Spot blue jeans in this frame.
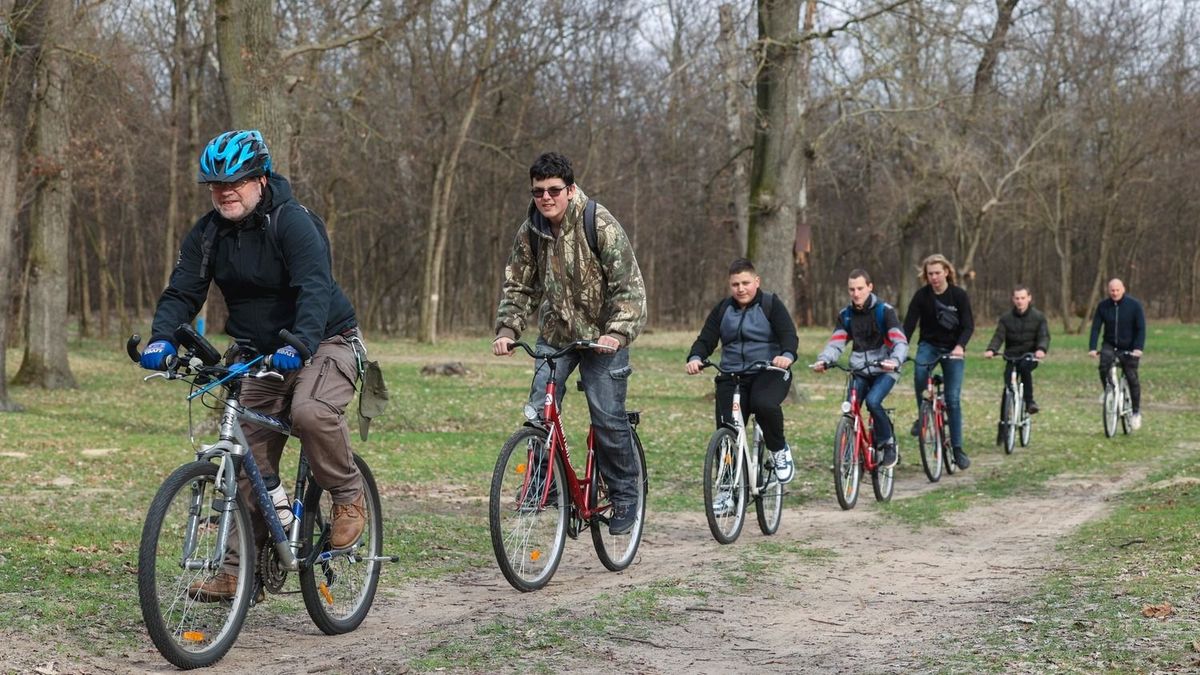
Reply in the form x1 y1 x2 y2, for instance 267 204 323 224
913 342 965 448
852 374 896 447
527 337 638 506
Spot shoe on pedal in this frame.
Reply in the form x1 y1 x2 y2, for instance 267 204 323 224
1026 401 1040 415
187 571 238 602
608 503 637 535
952 447 971 470
331 491 367 549
772 445 795 484
712 490 734 516
1130 413 1142 430
880 443 898 469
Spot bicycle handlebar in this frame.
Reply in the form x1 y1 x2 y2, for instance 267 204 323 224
127 326 310 381
1000 352 1041 363
697 359 789 376
505 339 607 361
810 359 894 376
914 354 963 367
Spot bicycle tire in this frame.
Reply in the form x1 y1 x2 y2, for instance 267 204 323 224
299 453 383 634
941 414 957 475
755 437 783 535
833 417 860 510
704 427 747 543
1120 380 1132 435
917 401 942 482
138 460 253 669
591 426 648 570
1019 403 1032 448
1002 388 1017 454
1102 385 1118 438
488 427 567 592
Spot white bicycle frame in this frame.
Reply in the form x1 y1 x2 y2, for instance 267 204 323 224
1108 362 1130 418
726 385 767 499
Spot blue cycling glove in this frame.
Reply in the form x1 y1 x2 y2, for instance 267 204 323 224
140 341 176 370
271 345 303 372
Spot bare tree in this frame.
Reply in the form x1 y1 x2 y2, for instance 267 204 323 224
13 0 76 389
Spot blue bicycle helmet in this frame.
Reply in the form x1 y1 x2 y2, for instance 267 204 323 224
198 130 272 183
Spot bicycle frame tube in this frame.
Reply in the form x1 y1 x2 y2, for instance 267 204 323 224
727 380 754 496
846 382 874 471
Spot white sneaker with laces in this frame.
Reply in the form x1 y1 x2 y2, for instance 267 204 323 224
712 490 734 516
1130 413 1142 430
772 446 795 484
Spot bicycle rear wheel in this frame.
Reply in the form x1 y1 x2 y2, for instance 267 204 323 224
833 417 860 510
1102 385 1118 437
704 427 747 543
489 427 567 591
755 437 783 535
591 425 648 570
299 453 383 634
917 401 942 482
1002 388 1018 454
138 460 253 669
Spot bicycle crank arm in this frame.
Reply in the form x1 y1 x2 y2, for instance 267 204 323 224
361 555 400 563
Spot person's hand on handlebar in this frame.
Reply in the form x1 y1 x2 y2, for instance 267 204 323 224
1132 349 1143 358
1035 349 1046 360
810 361 827 373
880 359 898 372
950 345 965 359
492 336 515 357
771 355 793 370
594 335 620 353
140 341 176 371
984 350 995 359
685 359 703 375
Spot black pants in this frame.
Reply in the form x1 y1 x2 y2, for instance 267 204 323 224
1098 344 1141 413
714 370 790 451
1004 359 1039 405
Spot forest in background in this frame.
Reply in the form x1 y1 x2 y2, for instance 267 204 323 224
2 0 1197 351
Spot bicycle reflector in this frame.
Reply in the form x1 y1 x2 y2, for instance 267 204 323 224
841 401 852 414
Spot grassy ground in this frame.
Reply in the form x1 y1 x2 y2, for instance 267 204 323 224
0 324 1197 670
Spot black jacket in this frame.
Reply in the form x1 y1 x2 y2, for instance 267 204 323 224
687 290 799 372
986 306 1050 357
150 174 356 356
903 284 974 350
1088 295 1146 351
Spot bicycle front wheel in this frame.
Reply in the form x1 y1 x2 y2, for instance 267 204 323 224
299 453 383 634
833 417 860 510
591 426 648 570
1120 380 1132 435
755 438 783 535
1002 388 1018 454
917 401 942 482
1020 406 1033 447
941 414 957 475
138 460 253 670
704 427 747 543
489 427 567 592
1102 385 1118 437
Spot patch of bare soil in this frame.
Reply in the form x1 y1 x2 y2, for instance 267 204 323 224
0 465 1137 675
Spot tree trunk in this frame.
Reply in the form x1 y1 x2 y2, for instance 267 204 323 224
748 0 802 312
717 4 750 254
214 0 288 174
14 0 76 389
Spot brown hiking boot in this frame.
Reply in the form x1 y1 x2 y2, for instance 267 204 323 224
330 492 367 549
187 571 238 602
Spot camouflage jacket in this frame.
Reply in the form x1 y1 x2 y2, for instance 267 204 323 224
495 186 647 348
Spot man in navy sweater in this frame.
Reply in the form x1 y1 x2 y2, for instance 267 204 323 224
1088 278 1146 429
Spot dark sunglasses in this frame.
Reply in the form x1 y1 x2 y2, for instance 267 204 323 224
530 185 568 199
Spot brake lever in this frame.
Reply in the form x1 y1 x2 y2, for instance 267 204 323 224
255 370 285 381
143 372 173 382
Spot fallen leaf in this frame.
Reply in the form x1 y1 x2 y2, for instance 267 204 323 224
1142 602 1175 619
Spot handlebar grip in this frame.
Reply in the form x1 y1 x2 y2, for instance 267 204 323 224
127 334 142 363
278 329 312 361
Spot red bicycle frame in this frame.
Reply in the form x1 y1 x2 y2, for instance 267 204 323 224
847 380 880 472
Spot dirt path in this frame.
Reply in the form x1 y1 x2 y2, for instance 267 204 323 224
5 466 1134 675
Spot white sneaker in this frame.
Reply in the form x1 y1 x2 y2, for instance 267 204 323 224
1130 413 1142 431
772 446 795 484
712 490 734 516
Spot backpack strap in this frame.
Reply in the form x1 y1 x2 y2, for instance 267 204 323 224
528 198 600 265
840 302 889 336
759 290 774 317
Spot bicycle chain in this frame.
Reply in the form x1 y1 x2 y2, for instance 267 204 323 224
257 545 289 594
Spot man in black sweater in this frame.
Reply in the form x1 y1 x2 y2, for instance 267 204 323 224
1088 278 1146 429
984 285 1050 414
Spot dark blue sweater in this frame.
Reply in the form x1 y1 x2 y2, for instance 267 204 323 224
1089 295 1145 351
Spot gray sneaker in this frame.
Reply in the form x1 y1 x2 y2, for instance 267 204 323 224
608 503 637 535
772 445 795 484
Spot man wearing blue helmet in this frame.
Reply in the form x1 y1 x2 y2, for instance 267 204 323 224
141 130 366 601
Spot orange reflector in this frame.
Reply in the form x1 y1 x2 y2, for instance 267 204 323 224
530 549 541 562
319 582 334 605
182 631 205 642
516 463 527 474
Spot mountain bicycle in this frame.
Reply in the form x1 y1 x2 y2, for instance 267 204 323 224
813 361 896 510
488 340 648 592
1103 349 1137 437
915 355 960 482
128 325 394 669
695 360 786 544
998 353 1038 454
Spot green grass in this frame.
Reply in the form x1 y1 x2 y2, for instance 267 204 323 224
1 323 1198 670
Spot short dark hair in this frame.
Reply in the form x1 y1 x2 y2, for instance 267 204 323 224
530 152 574 185
1012 284 1031 295
728 258 756 276
848 268 872 284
